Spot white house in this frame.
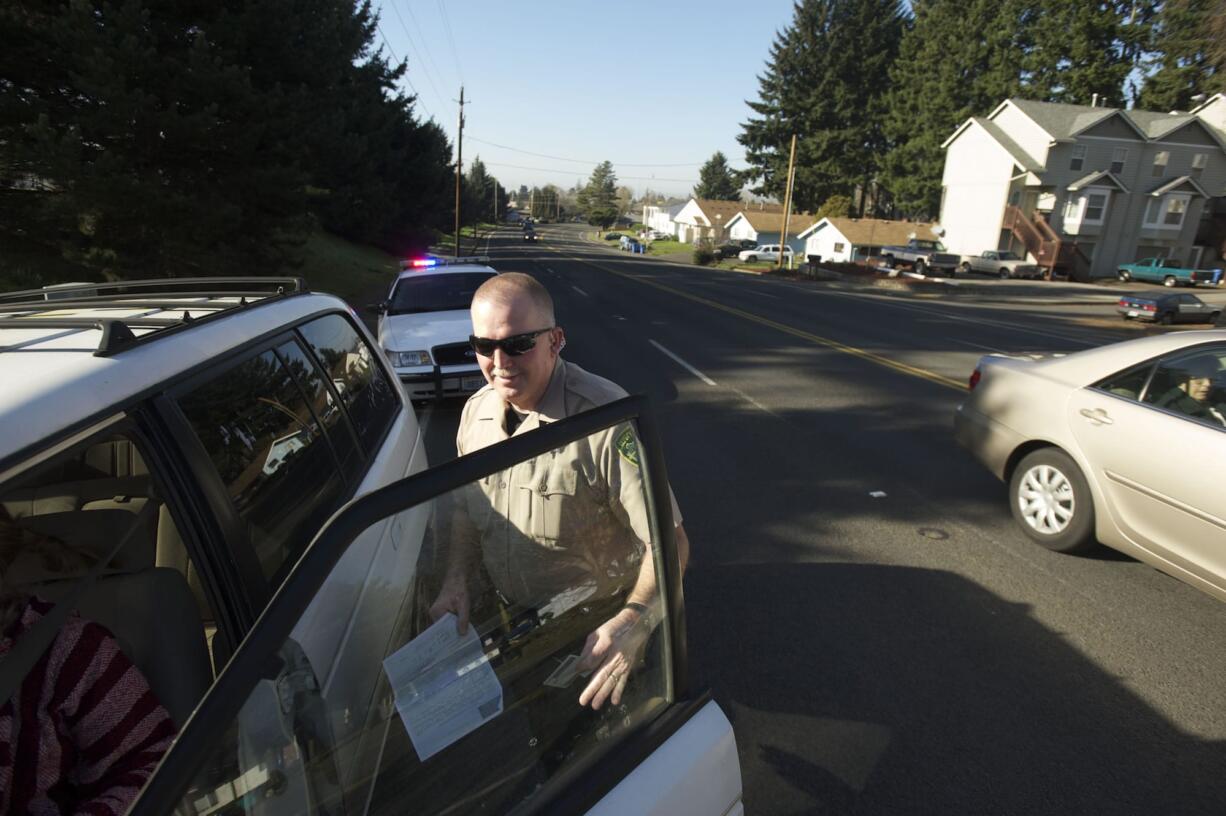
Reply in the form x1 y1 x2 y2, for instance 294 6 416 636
672 198 782 244
798 218 942 263
939 97 1226 279
641 203 685 237
725 210 817 253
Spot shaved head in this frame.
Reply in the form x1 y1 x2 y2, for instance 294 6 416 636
472 272 555 327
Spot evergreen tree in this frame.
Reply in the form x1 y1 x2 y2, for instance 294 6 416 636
693 152 742 200
464 157 496 224
1021 0 1131 106
1138 0 1224 111
579 162 618 228
737 0 905 212
880 0 1027 218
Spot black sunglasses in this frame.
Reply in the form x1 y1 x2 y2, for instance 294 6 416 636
469 327 553 357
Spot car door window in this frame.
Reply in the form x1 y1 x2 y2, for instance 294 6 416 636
299 313 400 457
1141 348 1226 428
1094 362 1155 401
177 342 348 586
128 399 686 816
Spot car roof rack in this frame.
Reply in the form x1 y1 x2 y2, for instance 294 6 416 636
0 277 309 357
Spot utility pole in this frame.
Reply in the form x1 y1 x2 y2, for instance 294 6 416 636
778 133 798 271
493 182 499 224
555 189 560 221
453 86 465 259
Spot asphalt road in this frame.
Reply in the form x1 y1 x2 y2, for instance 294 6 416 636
414 223 1226 815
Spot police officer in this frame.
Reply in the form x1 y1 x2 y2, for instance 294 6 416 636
429 272 689 711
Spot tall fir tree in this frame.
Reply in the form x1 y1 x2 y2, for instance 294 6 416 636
1137 0 1225 111
1020 0 1132 106
880 0 1027 218
693 152 742 200
737 0 905 212
579 161 619 228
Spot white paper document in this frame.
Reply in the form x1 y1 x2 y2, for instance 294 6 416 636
382 613 504 761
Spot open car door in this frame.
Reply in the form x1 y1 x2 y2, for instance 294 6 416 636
129 396 743 816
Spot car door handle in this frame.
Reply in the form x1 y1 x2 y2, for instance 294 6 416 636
1080 407 1114 425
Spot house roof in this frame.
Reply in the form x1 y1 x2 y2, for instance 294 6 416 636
797 217 940 246
1006 98 1226 147
680 198 782 226
726 210 818 235
940 117 1042 172
1067 169 1130 193
1148 175 1210 198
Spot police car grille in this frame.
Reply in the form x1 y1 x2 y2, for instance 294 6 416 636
433 342 477 366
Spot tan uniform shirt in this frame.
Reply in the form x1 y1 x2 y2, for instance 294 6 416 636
456 358 681 606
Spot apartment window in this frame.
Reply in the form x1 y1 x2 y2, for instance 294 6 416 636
1063 197 1081 222
1191 153 1207 179
1110 147 1128 175
1164 196 1187 227
1152 150 1169 178
1070 145 1086 172
1083 192 1107 223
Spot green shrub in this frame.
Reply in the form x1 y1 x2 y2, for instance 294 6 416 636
693 244 716 265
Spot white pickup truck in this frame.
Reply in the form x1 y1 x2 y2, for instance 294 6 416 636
738 244 795 263
959 250 1044 279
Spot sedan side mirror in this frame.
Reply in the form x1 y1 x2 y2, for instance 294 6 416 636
365 301 387 314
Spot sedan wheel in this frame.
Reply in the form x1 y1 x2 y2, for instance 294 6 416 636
1009 448 1095 554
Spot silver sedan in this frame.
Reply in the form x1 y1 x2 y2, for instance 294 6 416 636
955 330 1226 602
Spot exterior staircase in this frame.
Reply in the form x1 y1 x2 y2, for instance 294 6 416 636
1003 205 1092 281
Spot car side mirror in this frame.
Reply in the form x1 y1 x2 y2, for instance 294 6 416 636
366 301 387 314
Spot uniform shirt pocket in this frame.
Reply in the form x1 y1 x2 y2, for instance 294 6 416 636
520 468 578 545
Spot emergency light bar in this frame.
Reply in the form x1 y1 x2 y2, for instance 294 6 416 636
399 255 492 270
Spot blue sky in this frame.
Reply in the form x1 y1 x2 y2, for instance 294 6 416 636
374 0 802 196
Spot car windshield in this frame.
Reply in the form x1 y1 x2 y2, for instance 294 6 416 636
388 272 494 315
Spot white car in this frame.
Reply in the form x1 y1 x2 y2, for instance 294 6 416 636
738 244 795 263
955 330 1226 602
375 257 497 401
0 279 742 816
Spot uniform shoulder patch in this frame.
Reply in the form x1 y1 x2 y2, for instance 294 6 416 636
615 427 639 467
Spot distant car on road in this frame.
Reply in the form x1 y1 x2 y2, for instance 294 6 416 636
738 244 794 263
960 250 1044 279
523 229 538 242
603 232 623 241
1118 292 1221 325
955 330 1226 602
713 239 756 259
1117 257 1209 287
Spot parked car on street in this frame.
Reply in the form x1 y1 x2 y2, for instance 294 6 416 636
880 238 961 276
603 232 624 241
713 239 757 259
0 279 744 816
738 244 794 263
955 330 1226 602
1117 257 1210 287
959 250 1044 279
640 229 671 241
1117 292 1221 325
375 256 497 400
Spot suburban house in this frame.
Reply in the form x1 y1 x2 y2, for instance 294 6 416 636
939 96 1226 279
799 218 942 263
672 198 783 244
641 202 686 237
724 210 817 253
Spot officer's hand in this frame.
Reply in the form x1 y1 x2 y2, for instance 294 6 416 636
577 607 650 710
429 573 471 635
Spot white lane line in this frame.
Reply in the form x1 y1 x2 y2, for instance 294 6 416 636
947 338 1005 353
572 285 589 297
649 339 717 386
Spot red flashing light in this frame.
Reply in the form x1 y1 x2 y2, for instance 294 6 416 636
968 368 982 390
410 258 437 268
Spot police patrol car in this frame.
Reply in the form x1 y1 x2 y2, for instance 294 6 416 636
374 256 498 401
0 277 742 815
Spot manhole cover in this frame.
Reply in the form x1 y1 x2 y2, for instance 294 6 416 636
917 527 950 541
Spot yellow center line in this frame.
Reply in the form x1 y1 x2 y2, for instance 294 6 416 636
546 245 966 393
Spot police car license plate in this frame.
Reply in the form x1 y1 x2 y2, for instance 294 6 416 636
461 375 484 391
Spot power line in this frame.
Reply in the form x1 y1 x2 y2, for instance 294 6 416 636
484 161 697 184
375 22 431 120
435 0 464 83
387 1 447 114
467 136 704 167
